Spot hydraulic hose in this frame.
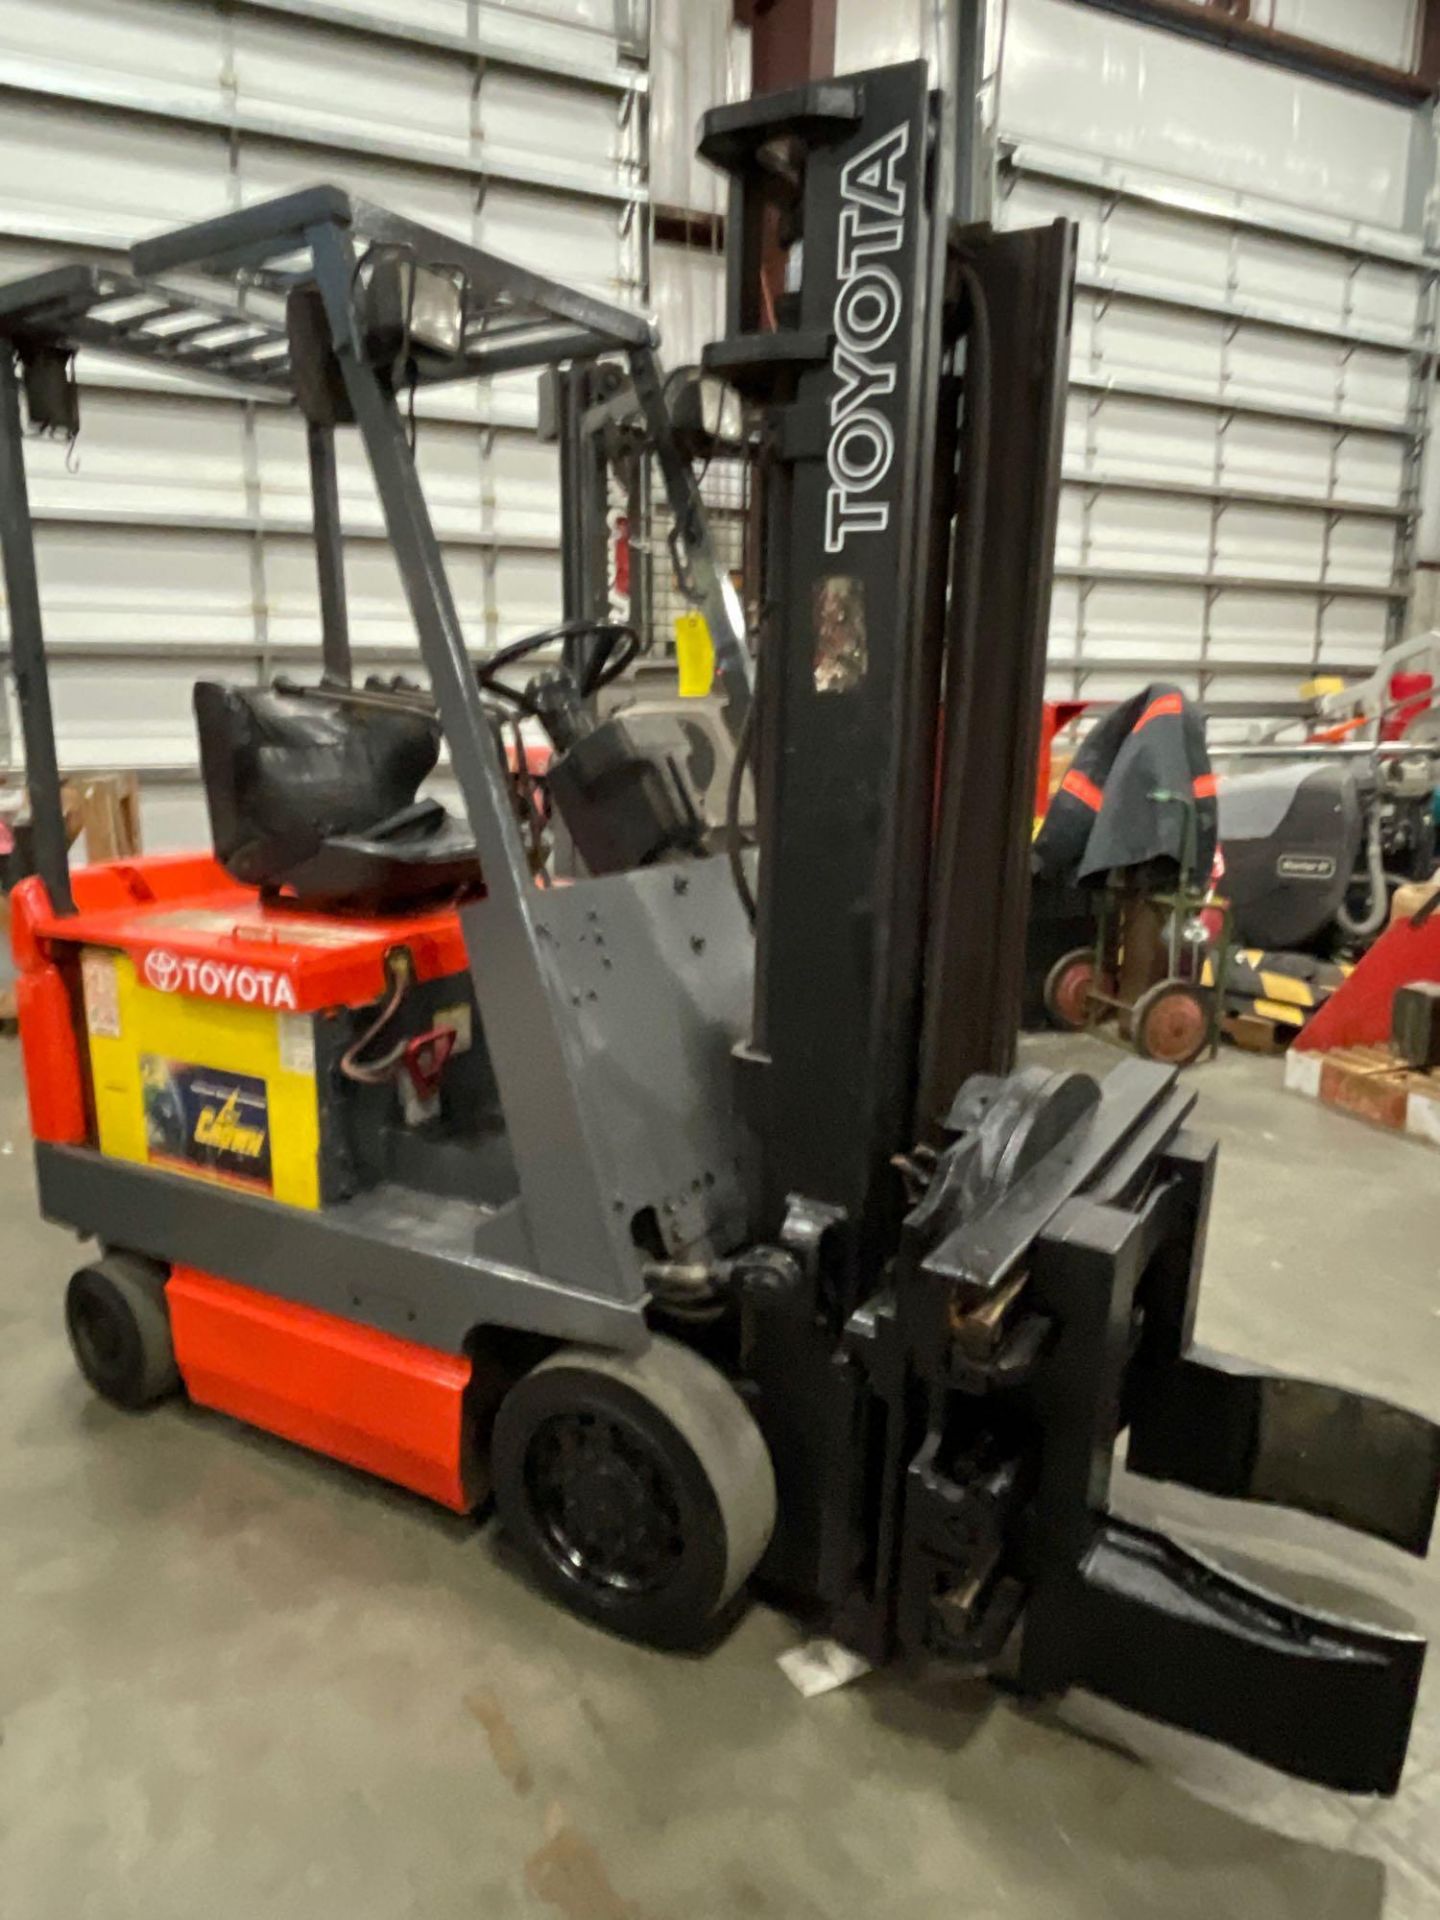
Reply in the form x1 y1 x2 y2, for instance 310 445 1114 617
1337 801 1388 941
725 683 757 927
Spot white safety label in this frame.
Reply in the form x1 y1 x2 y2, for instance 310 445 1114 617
81 949 121 1038
277 1011 316 1077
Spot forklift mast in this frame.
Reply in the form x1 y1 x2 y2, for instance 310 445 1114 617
697 61 1440 1795
703 62 1071 1305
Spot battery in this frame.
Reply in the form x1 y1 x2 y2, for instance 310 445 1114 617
25 853 475 1213
82 946 332 1208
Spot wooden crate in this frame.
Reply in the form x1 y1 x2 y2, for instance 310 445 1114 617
1285 1042 1440 1147
62 772 142 862
0 772 142 1025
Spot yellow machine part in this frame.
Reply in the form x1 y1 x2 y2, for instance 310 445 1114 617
1257 969 1317 1010
84 947 323 1210
1254 998 1306 1028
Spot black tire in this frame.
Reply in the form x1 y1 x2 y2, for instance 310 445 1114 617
491 1336 776 1649
65 1254 179 1410
1132 978 1211 1067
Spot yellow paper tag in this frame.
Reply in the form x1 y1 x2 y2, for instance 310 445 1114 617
674 611 715 698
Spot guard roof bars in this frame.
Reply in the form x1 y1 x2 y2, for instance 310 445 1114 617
0 186 753 921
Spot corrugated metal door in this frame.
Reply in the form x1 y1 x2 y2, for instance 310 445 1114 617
0 0 652 845
997 0 1438 728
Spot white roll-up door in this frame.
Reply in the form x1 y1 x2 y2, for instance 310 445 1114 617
997 0 1438 730
0 0 651 845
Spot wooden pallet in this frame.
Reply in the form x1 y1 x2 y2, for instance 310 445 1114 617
1223 1009 1293 1054
1285 1042 1440 1146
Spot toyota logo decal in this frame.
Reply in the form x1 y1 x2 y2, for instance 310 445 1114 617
143 949 184 993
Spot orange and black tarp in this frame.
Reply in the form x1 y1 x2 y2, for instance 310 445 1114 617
1034 682 1217 886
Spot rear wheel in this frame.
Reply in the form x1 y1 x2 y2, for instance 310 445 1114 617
65 1254 179 1410
1132 979 1211 1067
491 1336 776 1648
1043 946 1110 1032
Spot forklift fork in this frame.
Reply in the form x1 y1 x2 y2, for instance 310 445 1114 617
1128 1344 1440 1557
1044 1517 1426 1795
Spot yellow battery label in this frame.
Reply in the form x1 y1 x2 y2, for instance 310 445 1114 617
143 1057 274 1194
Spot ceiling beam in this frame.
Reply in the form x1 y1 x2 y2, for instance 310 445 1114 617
733 0 836 92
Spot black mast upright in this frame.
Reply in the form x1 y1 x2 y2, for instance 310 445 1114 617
701 62 947 1311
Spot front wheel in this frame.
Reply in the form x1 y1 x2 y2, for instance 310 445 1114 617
491 1336 776 1648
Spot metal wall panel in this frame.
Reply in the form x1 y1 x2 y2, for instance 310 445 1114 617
0 0 650 848
1000 0 1438 727
1266 0 1420 70
651 0 737 217
1003 0 1424 230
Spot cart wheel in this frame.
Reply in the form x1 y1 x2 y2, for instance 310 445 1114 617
492 1336 776 1649
65 1254 179 1410
1043 946 1112 1032
1132 979 1211 1067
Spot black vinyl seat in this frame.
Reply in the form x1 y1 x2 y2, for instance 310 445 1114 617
194 681 480 914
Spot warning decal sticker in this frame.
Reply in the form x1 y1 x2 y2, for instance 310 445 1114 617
141 1056 274 1194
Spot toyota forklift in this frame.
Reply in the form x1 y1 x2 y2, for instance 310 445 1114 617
5 60 1440 1797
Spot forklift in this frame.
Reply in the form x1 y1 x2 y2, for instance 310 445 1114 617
5 60 1440 1796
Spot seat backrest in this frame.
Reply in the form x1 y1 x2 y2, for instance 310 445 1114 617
195 682 441 891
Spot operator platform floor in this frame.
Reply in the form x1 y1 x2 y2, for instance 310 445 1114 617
1 1032 1438 1920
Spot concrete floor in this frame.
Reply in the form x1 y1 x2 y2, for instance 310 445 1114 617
2 1033 1439 1920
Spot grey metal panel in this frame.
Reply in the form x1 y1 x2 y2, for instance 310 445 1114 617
309 216 652 1306
35 1145 647 1355
514 853 756 1262
1046 653 1377 679
1215 763 1332 840
998 42 1437 704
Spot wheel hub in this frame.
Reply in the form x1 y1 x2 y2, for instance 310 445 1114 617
1141 988 1206 1064
526 1411 685 1596
1052 959 1093 1027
